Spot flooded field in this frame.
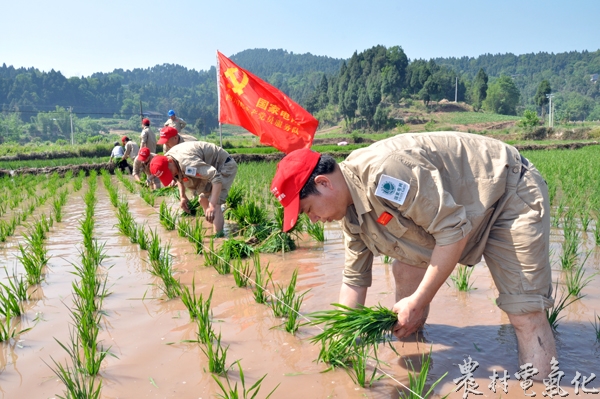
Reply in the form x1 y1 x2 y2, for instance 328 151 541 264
1 166 599 399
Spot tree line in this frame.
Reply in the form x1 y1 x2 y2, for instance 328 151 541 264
1 47 599 144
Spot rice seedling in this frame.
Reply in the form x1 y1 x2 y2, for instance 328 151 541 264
180 278 202 319
398 348 449 399
305 217 325 242
308 303 397 366
561 213 580 270
203 238 220 267
196 287 214 345
592 313 600 342
1 268 29 302
46 356 102 399
232 257 252 288
72 170 85 192
252 254 270 304
17 239 49 285
159 201 177 230
594 217 600 246
268 269 300 318
381 255 393 264
449 265 475 291
344 341 385 388
283 292 306 335
177 217 190 238
54 326 111 377
147 229 163 264
580 208 591 232
147 244 181 299
140 187 156 207
225 184 243 213
79 216 95 250
201 331 229 375
212 360 279 399
136 223 149 250
116 200 135 238
564 253 595 297
0 284 23 318
189 219 205 254
0 311 31 342
546 282 579 331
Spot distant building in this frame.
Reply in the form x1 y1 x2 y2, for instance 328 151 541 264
591 74 598 84
141 111 164 129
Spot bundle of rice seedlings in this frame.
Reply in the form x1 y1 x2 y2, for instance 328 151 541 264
308 304 397 366
181 197 203 217
258 231 296 254
219 238 254 262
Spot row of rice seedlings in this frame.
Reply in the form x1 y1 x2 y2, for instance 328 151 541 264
49 176 108 399
0 268 31 342
449 264 475 291
114 169 137 194
147 241 181 299
72 170 86 192
139 186 156 207
52 189 70 223
100 170 119 208
17 218 51 285
159 201 178 230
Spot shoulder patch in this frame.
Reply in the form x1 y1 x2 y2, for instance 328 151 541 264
184 166 197 177
375 174 410 205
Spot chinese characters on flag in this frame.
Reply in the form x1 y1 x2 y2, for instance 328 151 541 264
217 51 319 154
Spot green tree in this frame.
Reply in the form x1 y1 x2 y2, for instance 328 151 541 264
471 68 488 111
483 75 520 115
517 109 541 128
534 80 552 119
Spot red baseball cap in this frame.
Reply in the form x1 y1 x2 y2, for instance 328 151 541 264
158 127 178 145
149 155 173 186
138 147 151 162
142 118 150 126
121 136 129 143
270 148 321 232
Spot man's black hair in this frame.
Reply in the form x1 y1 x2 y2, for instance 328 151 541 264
299 155 337 199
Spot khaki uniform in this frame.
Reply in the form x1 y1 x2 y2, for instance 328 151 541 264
166 141 237 204
140 126 157 153
339 131 552 315
132 153 161 187
162 133 197 153
123 141 140 160
164 117 187 132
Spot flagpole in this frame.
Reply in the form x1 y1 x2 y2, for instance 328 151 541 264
216 50 223 147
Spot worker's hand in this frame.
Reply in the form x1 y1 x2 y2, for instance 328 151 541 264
205 202 216 223
169 180 177 188
392 295 426 339
180 198 190 214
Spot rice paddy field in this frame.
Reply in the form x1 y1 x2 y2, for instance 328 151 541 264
1 144 600 399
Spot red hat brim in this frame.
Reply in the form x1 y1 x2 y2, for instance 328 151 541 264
282 194 300 232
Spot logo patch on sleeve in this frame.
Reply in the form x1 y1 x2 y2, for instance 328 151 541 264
375 174 410 205
184 166 197 177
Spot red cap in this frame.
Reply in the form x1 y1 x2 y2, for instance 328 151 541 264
138 147 151 162
121 136 129 143
158 127 178 145
142 118 150 126
149 155 173 186
270 148 321 232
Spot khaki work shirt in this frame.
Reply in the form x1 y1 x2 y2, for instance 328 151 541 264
166 141 231 194
132 153 161 187
340 131 524 287
162 133 197 153
164 117 187 132
123 141 139 160
140 126 157 153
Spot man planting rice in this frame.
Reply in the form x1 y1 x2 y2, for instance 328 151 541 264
149 141 237 236
270 131 556 378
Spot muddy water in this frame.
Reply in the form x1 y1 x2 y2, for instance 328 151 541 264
1 178 599 399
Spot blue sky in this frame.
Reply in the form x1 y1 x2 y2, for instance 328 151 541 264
1 0 598 78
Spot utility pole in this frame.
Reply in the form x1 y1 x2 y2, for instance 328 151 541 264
546 94 554 128
455 77 458 102
69 106 74 145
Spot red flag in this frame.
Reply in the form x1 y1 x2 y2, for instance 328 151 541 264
217 51 318 154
